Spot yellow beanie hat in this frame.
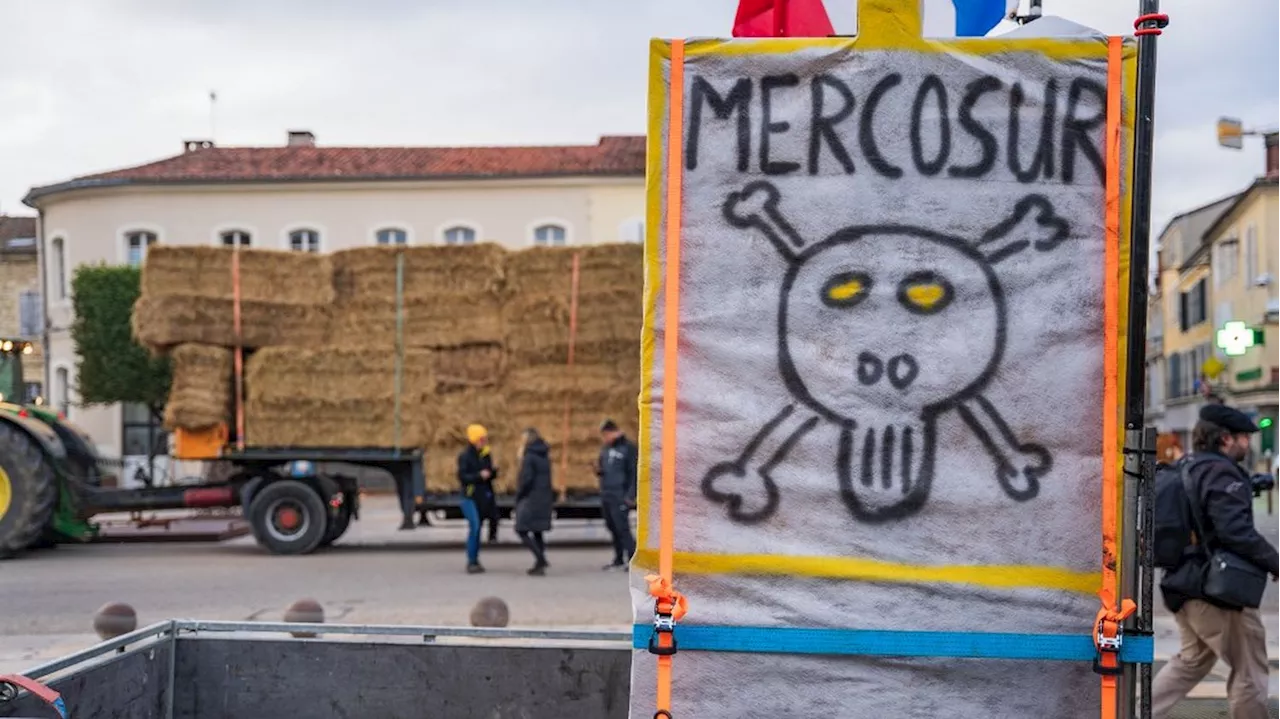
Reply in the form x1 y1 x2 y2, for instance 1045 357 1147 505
466 424 488 444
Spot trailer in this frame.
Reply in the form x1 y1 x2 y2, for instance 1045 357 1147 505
78 441 608 556
0 621 631 719
0 621 1261 719
0 337 607 559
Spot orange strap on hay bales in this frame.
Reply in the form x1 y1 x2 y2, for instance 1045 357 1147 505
559 252 581 499
647 37 687 719
1095 35 1127 717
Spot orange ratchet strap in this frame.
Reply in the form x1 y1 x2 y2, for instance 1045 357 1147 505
646 37 688 719
1094 35 1131 719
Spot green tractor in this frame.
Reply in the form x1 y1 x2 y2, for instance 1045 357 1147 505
0 339 97 558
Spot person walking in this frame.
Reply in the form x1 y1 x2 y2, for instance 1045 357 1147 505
458 424 498 574
1152 404 1279 719
514 428 554 576
597 419 637 571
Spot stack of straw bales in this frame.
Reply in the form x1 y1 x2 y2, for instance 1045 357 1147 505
133 247 332 351
163 344 233 431
135 242 642 493
501 245 643 491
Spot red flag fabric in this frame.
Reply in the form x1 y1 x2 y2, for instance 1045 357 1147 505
733 0 835 37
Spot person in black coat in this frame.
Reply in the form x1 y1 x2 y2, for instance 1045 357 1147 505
597 419 637 571
1152 404 1279 717
515 428 554 575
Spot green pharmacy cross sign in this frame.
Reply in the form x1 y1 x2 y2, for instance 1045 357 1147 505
1216 320 1264 357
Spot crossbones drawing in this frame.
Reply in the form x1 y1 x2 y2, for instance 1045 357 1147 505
702 181 1070 525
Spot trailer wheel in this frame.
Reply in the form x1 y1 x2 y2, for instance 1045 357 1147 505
319 505 352 547
248 480 327 556
0 421 58 559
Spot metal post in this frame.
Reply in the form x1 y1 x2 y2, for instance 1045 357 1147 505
394 251 404 452
1122 3 1166 718
232 247 245 450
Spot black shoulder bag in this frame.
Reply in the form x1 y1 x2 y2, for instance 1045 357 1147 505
1181 460 1269 609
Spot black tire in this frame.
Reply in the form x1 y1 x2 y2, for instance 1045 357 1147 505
247 480 327 556
319 505 352 547
0 422 58 559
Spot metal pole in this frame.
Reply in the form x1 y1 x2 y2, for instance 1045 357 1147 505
232 246 245 450
394 251 404 452
1123 3 1166 718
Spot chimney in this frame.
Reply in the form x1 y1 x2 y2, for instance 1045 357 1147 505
1265 132 1278 179
183 139 214 153
287 130 316 148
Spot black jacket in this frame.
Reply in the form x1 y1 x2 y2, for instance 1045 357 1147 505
515 439 554 533
597 435 638 502
1160 451 1280 612
457 445 498 501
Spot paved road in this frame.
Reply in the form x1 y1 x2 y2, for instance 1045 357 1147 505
0 500 633 672
1 496 1276 715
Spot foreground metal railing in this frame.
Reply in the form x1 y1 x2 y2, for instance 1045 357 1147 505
10 620 631 719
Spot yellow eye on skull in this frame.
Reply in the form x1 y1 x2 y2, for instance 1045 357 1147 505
897 271 953 315
821 272 873 309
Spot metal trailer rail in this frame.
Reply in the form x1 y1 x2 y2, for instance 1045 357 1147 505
2 621 1265 718
1 621 632 719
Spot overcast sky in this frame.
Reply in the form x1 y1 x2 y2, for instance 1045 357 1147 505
0 0 1275 234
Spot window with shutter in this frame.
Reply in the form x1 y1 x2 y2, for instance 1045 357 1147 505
18 290 41 337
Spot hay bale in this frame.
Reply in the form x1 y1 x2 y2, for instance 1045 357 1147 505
330 296 505 349
331 245 507 304
245 347 437 404
242 347 439 448
503 244 643 296
163 344 233 430
432 344 505 391
142 246 333 305
503 365 621 416
504 288 642 366
132 295 331 351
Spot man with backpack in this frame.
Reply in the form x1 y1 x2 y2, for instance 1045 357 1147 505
1151 404 1279 719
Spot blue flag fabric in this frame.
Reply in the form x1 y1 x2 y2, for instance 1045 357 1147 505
952 0 1012 36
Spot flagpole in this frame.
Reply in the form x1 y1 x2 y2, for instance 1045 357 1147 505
1121 2 1167 718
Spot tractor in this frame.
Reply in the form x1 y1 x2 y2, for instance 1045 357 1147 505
0 338 97 558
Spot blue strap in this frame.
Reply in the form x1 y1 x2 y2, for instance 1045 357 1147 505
631 625 1154 664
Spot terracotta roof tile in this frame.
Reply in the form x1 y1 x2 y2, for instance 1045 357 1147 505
26 135 646 205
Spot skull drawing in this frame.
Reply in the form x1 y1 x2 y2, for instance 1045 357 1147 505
702 181 1063 524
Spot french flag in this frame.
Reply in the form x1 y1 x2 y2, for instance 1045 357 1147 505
733 1 1020 39
922 0 1020 37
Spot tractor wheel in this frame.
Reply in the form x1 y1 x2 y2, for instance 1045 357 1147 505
319 505 352 548
0 422 58 559
248 480 327 556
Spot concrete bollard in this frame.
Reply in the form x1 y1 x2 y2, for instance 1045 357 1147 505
283 598 324 638
469 597 510 628
92 602 138 640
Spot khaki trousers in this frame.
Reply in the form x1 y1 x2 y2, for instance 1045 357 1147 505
1152 599 1272 719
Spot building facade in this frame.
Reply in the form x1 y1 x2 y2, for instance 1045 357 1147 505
1147 195 1236 448
0 215 45 401
24 133 646 463
1203 176 1279 467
